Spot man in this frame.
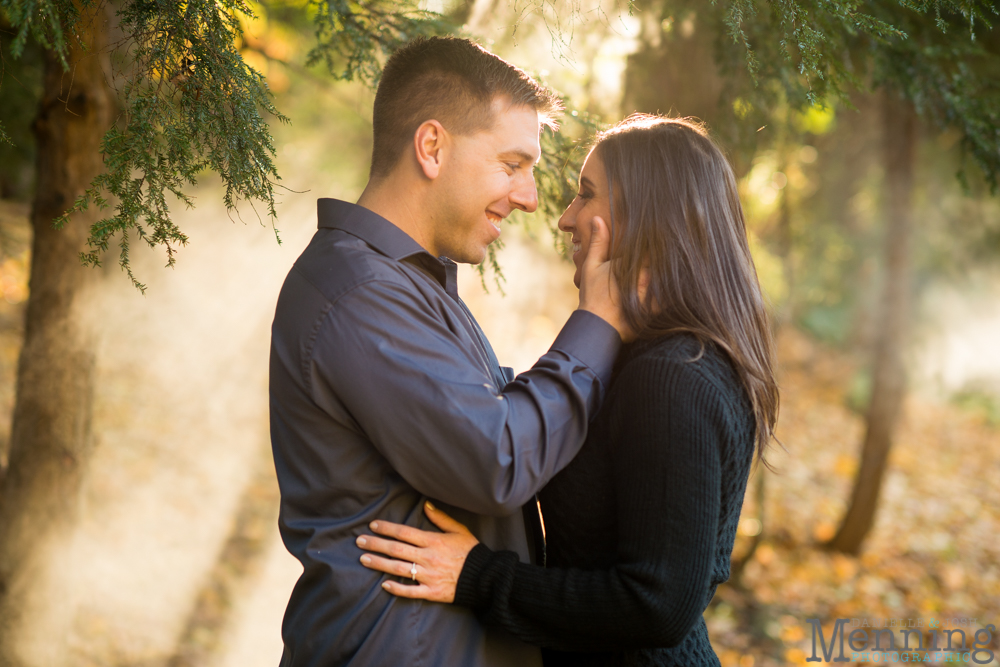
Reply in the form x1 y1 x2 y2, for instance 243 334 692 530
270 37 629 666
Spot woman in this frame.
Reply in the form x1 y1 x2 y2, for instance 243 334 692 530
356 115 779 666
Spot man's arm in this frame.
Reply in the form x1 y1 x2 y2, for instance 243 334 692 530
308 277 619 516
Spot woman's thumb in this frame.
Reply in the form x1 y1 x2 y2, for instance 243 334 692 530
424 501 469 534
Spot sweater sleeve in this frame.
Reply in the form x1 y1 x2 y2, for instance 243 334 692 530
454 356 726 651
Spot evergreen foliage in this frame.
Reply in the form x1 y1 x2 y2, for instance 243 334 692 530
3 0 78 63
62 0 289 290
0 13 43 199
0 0 452 290
870 3 1000 191
307 0 451 83
0 0 82 147
2 0 998 288
713 0 1000 187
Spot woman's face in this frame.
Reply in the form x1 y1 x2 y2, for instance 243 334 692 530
558 149 613 288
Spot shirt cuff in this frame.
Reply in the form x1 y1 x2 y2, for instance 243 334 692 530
550 310 622 389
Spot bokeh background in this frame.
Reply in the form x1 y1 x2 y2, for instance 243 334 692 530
0 1 998 665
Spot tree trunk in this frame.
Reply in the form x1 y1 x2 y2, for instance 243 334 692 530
777 144 795 326
825 91 916 555
729 468 765 587
0 4 114 663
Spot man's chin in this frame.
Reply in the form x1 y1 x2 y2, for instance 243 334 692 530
448 249 488 265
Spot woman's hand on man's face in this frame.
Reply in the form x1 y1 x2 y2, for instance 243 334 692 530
356 501 479 604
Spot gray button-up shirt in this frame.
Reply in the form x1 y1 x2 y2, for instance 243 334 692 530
270 199 620 667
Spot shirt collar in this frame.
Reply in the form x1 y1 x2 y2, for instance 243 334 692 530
317 198 459 297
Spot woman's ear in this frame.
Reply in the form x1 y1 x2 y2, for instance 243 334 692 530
413 120 447 180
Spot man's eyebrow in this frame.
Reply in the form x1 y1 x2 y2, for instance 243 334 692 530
499 150 539 165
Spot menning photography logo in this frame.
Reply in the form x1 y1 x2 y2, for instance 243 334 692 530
806 617 997 664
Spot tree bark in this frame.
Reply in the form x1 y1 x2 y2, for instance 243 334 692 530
0 4 114 663
622 11 725 125
777 144 795 326
825 91 916 555
729 468 765 588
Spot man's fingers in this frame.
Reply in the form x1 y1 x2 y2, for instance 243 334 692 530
423 501 471 535
356 534 419 561
368 520 431 548
582 216 609 267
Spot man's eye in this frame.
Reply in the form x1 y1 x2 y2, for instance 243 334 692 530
506 163 519 172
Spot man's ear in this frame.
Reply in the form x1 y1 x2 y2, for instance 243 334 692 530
413 120 447 180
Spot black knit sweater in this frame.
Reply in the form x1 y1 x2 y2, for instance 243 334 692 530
454 334 757 667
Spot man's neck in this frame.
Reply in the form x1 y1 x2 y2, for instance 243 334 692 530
357 178 436 256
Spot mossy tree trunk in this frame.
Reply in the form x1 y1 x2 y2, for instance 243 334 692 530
825 91 917 555
0 4 114 662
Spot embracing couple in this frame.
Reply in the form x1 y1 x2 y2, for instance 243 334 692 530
269 36 779 667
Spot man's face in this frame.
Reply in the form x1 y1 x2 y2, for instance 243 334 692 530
429 100 541 264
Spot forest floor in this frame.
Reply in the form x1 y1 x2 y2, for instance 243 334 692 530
708 328 1000 666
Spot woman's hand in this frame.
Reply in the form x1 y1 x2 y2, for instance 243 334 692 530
356 501 479 603
578 216 630 340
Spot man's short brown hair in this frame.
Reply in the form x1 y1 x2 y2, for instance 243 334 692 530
370 37 561 178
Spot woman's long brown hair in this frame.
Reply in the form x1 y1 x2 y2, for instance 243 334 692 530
595 114 779 463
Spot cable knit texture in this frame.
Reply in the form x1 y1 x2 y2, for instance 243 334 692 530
454 334 757 666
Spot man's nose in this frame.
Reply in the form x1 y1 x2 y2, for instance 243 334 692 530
510 173 538 213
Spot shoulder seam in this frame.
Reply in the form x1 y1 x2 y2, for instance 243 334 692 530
294 265 400 395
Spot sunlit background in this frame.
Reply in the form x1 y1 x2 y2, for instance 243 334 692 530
0 1 998 666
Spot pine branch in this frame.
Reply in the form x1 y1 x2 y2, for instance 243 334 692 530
55 0 288 291
307 0 453 85
1 0 82 66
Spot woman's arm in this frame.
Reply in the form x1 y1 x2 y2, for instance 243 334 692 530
359 356 728 651
457 357 725 651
